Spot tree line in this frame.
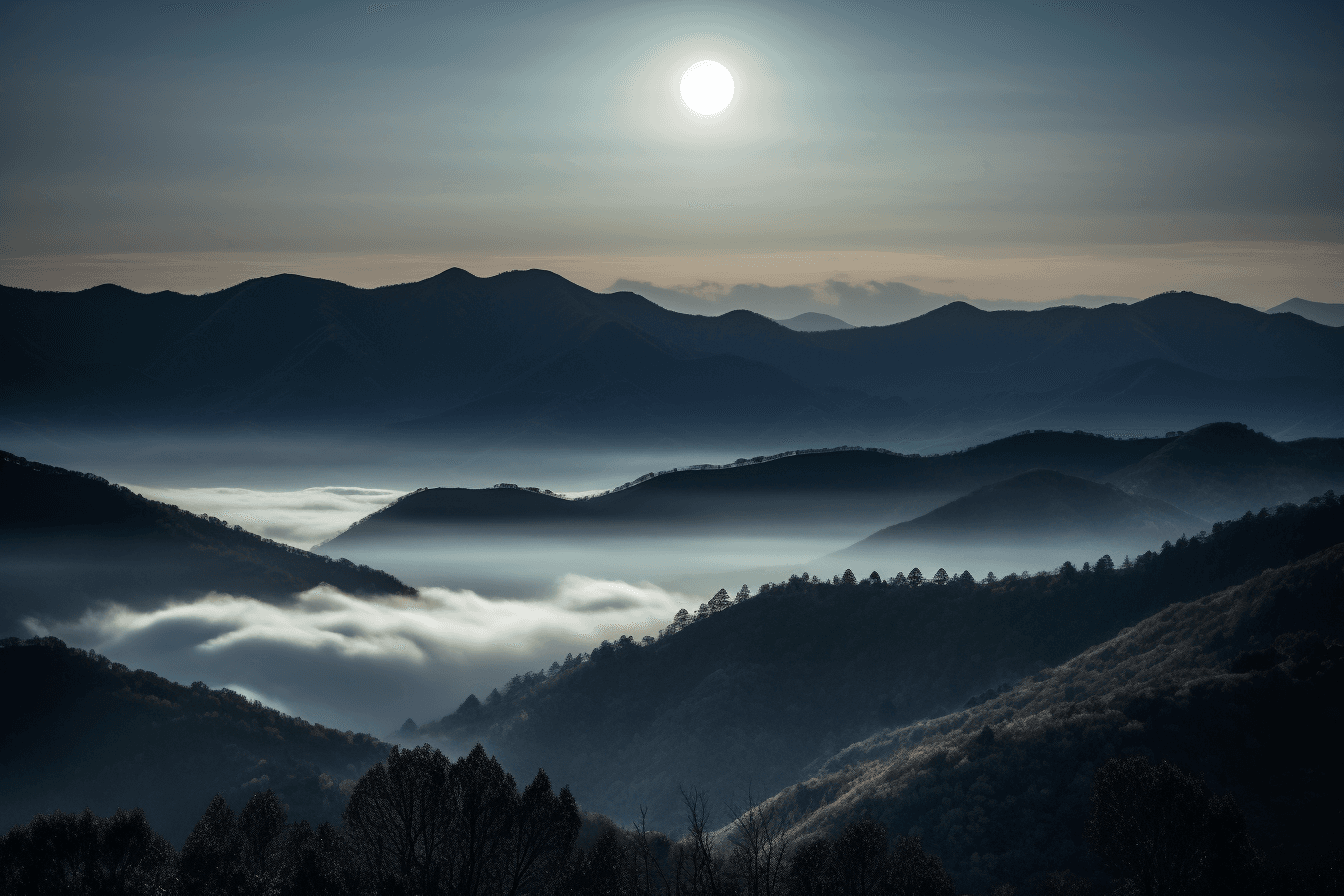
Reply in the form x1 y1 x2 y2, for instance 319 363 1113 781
5 743 1335 895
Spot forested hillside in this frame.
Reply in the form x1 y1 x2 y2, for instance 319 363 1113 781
0 637 388 845
760 540 1344 892
0 450 413 629
7 516 1338 894
1104 421 1344 520
416 492 1344 835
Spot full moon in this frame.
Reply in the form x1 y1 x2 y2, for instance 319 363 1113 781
680 60 735 116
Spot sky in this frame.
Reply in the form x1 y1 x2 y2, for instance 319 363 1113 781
1 0 1340 309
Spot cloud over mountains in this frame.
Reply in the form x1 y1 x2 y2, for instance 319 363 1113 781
28 577 688 734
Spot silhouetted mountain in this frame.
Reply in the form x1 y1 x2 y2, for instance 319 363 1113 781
395 317 893 441
411 493 1344 837
321 430 1174 548
774 312 855 331
0 636 387 845
1269 297 1344 327
1106 422 1344 520
1055 358 1344 423
843 470 1203 550
760 538 1344 892
5 272 1342 442
0 450 413 632
613 290 1344 402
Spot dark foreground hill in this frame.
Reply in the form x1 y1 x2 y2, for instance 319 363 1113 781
0 450 413 631
1105 421 1344 521
0 636 388 845
414 493 1344 837
760 540 1344 893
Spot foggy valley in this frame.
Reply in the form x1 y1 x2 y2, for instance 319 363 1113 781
3 2 1343 894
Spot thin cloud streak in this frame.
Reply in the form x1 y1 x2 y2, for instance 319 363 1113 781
28 577 691 734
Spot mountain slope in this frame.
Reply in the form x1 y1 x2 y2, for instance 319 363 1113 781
0 450 413 631
413 494 1344 838
844 470 1204 547
1106 422 1344 520
758 539 1344 892
1268 297 1344 327
398 317 875 441
0 636 387 846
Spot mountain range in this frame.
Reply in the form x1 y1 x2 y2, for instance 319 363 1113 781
5 270 1342 444
319 429 1171 547
321 423 1344 552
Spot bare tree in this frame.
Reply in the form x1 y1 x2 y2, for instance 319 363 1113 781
728 785 794 896
677 786 724 896
632 805 671 896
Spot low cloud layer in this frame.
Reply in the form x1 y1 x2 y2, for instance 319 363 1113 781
29 577 689 735
123 484 404 548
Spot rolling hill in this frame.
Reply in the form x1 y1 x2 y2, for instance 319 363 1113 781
1105 421 1344 520
0 636 388 846
0 450 413 632
320 425 1344 561
320 430 1175 548
839 469 1204 552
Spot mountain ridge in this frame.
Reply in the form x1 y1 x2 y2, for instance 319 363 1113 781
6 272 1342 442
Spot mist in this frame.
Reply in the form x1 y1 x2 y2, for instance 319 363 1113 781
25 577 689 736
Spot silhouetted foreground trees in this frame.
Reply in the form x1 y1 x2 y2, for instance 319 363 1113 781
1087 757 1259 896
5 747 1337 895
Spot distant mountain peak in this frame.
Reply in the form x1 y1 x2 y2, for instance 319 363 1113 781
775 312 855 332
918 300 987 320
1267 297 1344 327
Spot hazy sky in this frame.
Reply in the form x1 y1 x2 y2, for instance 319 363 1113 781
2 0 1340 305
